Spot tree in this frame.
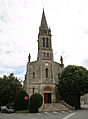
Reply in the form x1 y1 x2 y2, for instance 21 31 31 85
0 73 21 108
14 90 29 110
58 65 88 109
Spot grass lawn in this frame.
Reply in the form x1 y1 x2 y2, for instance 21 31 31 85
15 110 29 113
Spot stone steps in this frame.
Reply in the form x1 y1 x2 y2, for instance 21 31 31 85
41 101 74 112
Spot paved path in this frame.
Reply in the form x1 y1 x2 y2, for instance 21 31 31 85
0 110 74 119
0 105 88 119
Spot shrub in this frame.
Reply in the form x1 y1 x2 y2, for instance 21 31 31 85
29 93 43 113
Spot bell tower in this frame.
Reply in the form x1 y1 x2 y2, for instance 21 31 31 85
38 9 53 61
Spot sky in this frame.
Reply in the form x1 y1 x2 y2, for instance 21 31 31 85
0 0 88 82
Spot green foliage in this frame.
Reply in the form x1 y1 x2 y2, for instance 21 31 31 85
0 73 29 111
65 93 80 109
15 110 29 113
58 65 88 109
29 93 43 113
60 64 64 67
14 90 29 110
0 73 21 108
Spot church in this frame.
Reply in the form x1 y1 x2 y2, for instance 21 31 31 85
24 9 64 104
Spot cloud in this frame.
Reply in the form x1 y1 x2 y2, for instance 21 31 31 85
0 0 88 81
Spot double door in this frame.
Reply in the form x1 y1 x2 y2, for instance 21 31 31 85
44 93 51 103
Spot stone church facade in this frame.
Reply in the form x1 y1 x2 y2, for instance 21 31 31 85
24 9 64 103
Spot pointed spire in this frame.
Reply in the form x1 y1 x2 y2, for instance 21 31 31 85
28 53 31 62
39 9 51 35
40 8 48 28
60 56 63 64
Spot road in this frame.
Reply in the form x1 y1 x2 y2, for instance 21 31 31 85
0 104 88 119
68 104 88 119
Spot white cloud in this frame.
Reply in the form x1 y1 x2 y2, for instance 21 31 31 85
0 0 88 80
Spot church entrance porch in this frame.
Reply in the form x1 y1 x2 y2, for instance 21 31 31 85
44 93 51 103
43 87 54 103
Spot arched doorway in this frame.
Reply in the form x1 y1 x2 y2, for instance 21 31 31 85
43 88 53 103
44 93 51 103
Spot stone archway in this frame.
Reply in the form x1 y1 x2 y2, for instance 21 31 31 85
44 93 51 103
43 87 53 103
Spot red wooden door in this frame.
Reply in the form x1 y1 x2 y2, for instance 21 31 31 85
44 93 48 103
